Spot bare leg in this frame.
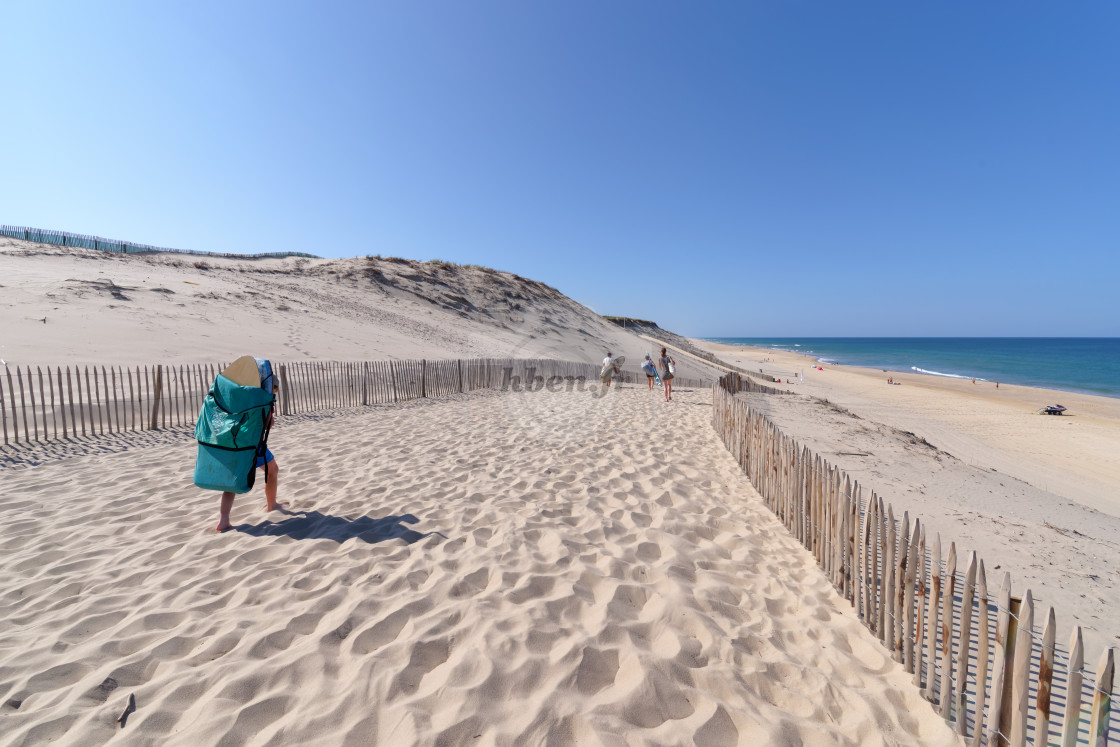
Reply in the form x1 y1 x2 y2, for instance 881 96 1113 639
262 460 284 511
217 492 235 532
665 379 672 402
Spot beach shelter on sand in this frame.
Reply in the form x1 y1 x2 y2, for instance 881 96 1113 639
194 356 275 494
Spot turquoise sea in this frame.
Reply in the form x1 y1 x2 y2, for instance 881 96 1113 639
704 338 1120 399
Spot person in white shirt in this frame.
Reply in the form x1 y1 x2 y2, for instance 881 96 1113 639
600 352 619 387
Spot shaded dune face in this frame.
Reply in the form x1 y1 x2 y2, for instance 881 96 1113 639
0 386 958 745
0 240 723 382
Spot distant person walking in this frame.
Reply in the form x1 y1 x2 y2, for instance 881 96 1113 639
657 347 675 402
641 354 658 390
600 352 619 387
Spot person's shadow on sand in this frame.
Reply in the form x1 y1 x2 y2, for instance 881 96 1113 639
235 510 440 544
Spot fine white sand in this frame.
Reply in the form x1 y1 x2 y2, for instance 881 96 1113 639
0 384 961 745
693 340 1120 659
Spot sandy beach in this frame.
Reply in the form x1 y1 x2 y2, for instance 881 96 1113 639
4 240 1117 743
693 340 1120 658
0 384 961 745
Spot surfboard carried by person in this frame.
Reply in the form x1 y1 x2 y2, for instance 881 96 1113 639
600 352 623 387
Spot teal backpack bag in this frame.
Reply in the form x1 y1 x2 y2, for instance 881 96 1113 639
193 358 275 493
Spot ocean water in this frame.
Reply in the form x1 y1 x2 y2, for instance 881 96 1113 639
704 338 1120 399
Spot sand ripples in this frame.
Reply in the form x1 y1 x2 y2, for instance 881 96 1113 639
0 387 958 745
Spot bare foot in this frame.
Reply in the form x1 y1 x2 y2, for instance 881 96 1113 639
216 521 232 533
266 501 288 512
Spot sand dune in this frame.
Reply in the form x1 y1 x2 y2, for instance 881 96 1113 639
0 238 719 383
0 384 960 745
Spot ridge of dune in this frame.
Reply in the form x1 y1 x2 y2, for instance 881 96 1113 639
0 237 719 382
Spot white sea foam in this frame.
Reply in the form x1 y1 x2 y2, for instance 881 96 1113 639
911 366 986 381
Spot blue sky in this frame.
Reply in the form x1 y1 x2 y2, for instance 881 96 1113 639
3 1 1118 337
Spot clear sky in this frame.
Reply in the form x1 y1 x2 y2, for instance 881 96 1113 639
3 1 1118 337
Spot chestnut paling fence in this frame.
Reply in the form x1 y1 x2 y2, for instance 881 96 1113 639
0 224 316 259
713 374 1116 747
0 359 710 445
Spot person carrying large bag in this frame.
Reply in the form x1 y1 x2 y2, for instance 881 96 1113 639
194 355 283 531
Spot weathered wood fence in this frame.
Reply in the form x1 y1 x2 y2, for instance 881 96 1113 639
0 358 709 445
0 224 316 259
718 370 793 396
713 376 1116 747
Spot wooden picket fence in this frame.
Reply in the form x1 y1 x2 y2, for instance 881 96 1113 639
0 358 710 445
0 224 316 259
713 376 1116 746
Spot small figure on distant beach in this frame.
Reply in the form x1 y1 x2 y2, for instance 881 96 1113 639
888 377 893 384
658 347 675 402
600 352 619 387
641 354 658 390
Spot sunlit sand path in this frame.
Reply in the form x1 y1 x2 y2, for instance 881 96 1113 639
0 386 959 745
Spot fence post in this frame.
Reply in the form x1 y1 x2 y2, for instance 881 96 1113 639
17 368 29 442
149 365 163 429
990 585 1018 747
279 364 290 416
0 367 7 445
924 535 942 701
421 359 427 398
904 519 920 673
1088 647 1114 747
1009 590 1033 747
939 543 958 718
972 560 990 747
956 552 978 735
1061 627 1084 747
1036 605 1055 745
6 367 19 443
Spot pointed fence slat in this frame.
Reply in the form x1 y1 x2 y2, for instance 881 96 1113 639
18 368 30 441
1 368 8 445
987 573 1013 747
26 367 39 441
57 367 67 439
1088 647 1113 747
939 543 958 718
956 552 978 735
1061 628 1084 747
1010 589 1033 747
1037 606 1055 746
904 518 920 673
925 535 942 702
915 525 929 688
973 560 991 747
